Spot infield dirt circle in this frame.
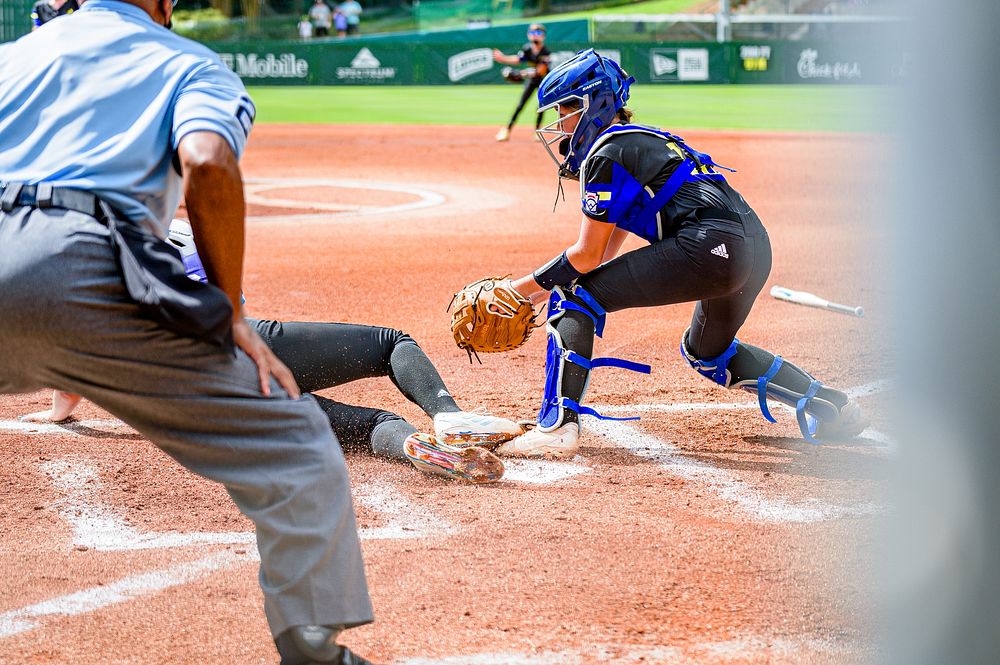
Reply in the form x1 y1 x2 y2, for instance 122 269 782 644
0 125 891 664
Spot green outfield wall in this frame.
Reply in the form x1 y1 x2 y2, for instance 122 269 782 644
207 39 904 86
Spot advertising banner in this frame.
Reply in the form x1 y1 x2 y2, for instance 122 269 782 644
208 39 904 86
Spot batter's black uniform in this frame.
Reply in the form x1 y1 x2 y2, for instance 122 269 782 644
506 43 552 131
552 126 850 426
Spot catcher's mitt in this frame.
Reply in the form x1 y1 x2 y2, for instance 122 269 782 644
449 277 539 359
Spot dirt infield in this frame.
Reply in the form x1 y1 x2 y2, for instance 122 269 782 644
0 125 891 664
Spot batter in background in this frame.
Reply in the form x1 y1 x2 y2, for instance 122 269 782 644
492 23 551 142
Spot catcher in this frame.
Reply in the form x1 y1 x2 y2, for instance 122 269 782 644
492 23 551 142
23 219 520 484
451 49 869 460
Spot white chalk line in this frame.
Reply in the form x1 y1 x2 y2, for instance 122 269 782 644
42 457 254 552
502 457 591 485
0 419 128 436
0 459 455 641
243 177 446 223
0 548 255 640
597 378 896 450
41 457 453 552
354 480 455 540
395 636 858 664
8 420 588 487
586 379 892 523
589 420 882 523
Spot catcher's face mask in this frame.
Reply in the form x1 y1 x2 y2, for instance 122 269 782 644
536 95 588 180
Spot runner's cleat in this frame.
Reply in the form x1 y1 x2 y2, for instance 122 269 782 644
495 422 579 460
433 409 523 448
495 127 510 142
404 433 505 483
814 399 870 440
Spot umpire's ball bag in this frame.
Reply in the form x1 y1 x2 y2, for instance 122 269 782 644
99 202 234 351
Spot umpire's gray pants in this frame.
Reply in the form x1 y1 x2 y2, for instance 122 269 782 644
0 206 374 638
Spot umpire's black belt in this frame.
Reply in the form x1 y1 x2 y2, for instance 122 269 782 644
0 182 102 217
0 181 234 350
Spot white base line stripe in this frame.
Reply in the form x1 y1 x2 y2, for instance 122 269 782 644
589 419 883 523
41 457 453 552
0 549 254 639
599 378 893 415
502 458 591 485
394 637 858 664
0 419 126 436
243 177 446 223
0 464 455 641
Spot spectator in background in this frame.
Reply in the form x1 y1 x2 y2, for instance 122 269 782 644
298 14 313 39
339 0 362 36
334 7 348 38
309 0 332 37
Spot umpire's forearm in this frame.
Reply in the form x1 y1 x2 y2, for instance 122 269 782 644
178 131 246 320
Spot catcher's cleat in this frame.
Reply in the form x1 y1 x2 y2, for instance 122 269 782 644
814 399 869 440
495 422 579 460
276 625 374 665
495 127 510 142
404 433 505 483
433 409 523 447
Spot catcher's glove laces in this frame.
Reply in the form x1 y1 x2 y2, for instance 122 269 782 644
448 276 540 362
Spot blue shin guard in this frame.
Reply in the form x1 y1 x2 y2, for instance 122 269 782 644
537 287 651 431
680 330 835 443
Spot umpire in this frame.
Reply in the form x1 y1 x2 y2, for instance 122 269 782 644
0 1 375 663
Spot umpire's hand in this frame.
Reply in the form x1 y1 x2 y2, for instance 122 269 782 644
233 317 301 399
176 131 300 399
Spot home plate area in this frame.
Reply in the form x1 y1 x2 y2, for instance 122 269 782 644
0 378 888 662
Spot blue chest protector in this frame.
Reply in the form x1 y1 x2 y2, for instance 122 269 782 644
580 125 734 243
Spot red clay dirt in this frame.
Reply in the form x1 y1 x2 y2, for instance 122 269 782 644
0 124 891 664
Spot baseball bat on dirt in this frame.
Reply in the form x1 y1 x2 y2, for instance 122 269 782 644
769 285 864 318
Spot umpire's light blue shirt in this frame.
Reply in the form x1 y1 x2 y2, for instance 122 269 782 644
0 0 254 235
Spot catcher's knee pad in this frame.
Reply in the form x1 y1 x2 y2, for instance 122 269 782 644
680 329 837 443
538 286 651 432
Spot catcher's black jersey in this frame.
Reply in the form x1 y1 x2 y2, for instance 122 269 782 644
581 129 753 241
518 44 551 72
31 0 79 27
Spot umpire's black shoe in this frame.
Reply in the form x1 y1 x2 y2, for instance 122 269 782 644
276 625 375 665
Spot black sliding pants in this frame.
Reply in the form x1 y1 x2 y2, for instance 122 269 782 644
249 320 459 450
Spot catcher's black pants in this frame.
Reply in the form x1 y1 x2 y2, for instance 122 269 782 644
508 77 543 130
554 210 848 426
250 319 459 451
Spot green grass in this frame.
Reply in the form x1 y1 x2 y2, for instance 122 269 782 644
247 85 892 133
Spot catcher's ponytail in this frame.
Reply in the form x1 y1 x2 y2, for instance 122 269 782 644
617 108 634 123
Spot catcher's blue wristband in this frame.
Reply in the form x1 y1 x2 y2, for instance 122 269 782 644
533 251 584 291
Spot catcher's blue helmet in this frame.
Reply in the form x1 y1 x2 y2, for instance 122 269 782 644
536 49 635 177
